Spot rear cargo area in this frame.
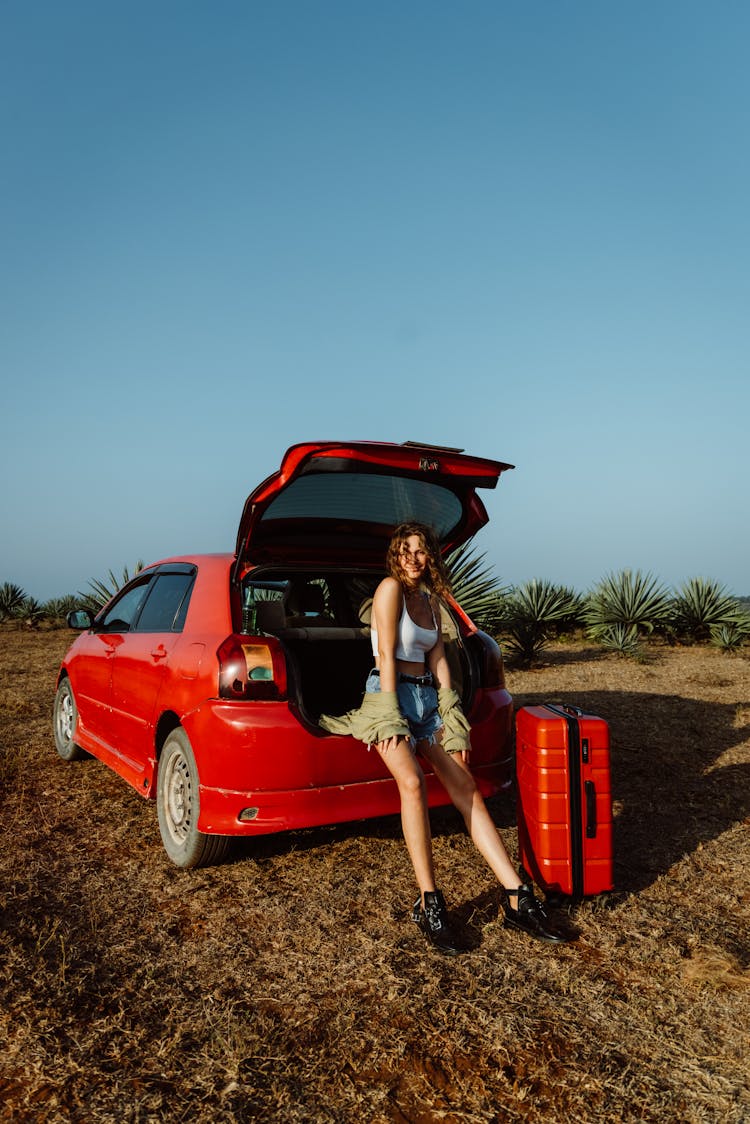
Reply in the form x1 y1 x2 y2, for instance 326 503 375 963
243 571 473 726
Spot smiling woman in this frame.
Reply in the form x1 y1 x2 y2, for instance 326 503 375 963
322 520 571 953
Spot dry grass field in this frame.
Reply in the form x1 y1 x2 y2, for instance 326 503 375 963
1 629 748 1123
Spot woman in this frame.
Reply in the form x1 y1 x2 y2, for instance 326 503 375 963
326 522 569 954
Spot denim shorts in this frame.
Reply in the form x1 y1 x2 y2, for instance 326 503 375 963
365 669 443 746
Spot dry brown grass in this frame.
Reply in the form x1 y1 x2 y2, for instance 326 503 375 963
1 630 749 1123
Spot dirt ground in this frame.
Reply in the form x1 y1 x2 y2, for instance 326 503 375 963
1 629 748 1123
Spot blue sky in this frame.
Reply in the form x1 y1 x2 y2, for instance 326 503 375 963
2 1 748 601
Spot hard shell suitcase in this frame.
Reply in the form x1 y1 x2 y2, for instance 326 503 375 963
515 703 613 898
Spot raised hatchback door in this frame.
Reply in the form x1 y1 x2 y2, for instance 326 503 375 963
235 440 513 571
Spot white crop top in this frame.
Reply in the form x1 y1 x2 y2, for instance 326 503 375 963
371 595 438 662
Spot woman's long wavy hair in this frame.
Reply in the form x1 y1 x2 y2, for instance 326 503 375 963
385 522 452 599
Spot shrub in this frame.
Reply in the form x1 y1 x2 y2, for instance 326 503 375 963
445 542 509 634
78 561 145 613
710 620 750 653
549 585 587 636
500 579 574 666
670 578 747 643
42 595 84 622
15 596 47 628
585 570 671 642
594 623 643 658
0 582 27 621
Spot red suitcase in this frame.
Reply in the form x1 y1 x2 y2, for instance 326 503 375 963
515 703 613 898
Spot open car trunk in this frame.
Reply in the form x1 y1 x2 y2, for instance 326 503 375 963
232 442 513 740
242 570 478 729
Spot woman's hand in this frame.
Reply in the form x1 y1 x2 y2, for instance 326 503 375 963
377 735 402 754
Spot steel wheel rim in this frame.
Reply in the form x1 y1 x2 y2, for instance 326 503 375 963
163 750 193 844
57 689 74 745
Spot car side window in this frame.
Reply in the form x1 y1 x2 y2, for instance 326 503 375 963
137 574 195 633
98 578 152 633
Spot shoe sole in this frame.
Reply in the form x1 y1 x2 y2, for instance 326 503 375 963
503 916 571 944
424 938 462 956
412 912 463 955
417 921 464 955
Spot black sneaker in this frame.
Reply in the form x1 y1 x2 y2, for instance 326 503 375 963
411 889 464 955
503 885 572 944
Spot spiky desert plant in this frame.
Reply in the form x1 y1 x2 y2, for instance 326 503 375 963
43 595 83 621
670 578 746 643
445 542 509 633
549 585 587 636
0 582 27 621
500 579 572 665
79 561 145 613
585 569 671 641
595 623 643 658
502 617 549 666
15 596 47 627
710 619 750 653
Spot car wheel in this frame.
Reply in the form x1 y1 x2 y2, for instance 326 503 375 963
53 679 87 761
156 728 229 869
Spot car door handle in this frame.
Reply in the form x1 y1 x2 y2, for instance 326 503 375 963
151 645 168 661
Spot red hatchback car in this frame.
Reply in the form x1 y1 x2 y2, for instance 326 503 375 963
54 441 515 868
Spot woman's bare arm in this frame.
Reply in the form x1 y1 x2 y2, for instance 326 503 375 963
372 577 403 693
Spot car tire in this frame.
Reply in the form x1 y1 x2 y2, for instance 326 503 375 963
156 728 230 869
53 679 88 762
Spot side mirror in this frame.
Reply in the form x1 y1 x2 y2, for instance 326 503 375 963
67 608 96 630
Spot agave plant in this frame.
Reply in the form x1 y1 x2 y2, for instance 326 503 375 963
78 561 145 613
444 542 509 633
710 619 750 653
15 596 47 627
43 595 83 621
670 578 746 643
594 623 643 658
500 579 574 665
550 585 587 636
0 582 27 621
585 570 671 641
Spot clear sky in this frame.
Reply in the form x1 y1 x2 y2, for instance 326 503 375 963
2 1 748 602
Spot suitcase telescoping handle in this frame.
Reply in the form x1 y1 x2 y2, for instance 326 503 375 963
559 704 584 717
585 780 597 838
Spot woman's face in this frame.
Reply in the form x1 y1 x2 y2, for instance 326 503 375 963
397 534 429 585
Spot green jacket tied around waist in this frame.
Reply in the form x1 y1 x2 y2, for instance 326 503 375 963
319 686 471 754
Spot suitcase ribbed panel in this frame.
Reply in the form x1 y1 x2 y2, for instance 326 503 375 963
515 704 614 897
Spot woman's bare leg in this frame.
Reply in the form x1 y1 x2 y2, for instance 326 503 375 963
376 738 436 898
413 739 571 944
418 739 522 891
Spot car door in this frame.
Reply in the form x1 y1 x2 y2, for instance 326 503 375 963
69 577 154 753
108 567 196 775
66 629 122 745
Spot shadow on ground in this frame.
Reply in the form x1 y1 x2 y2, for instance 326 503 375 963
512 688 750 899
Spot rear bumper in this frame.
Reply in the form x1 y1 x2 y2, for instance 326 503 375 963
197 762 511 836
184 686 514 835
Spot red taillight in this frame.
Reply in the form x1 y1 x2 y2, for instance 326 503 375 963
217 635 287 700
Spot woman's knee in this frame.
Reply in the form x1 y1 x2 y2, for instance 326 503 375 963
398 764 427 803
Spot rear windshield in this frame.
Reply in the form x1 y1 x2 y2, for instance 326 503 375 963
258 473 464 536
